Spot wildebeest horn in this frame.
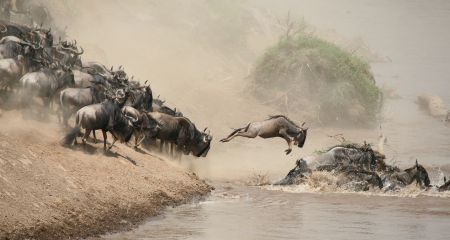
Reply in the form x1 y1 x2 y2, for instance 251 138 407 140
61 45 72 51
0 25 6 33
110 66 113 71
75 47 84 55
144 80 148 85
119 65 122 70
301 122 305 127
415 159 418 167
125 115 138 123
203 127 208 132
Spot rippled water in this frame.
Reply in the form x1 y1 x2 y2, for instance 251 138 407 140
101 183 450 240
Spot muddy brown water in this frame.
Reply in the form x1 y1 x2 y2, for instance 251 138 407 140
93 0 450 239
100 183 450 240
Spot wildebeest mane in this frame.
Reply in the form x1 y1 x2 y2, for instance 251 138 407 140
267 115 301 128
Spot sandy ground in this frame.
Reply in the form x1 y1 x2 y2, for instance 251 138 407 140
0 110 212 240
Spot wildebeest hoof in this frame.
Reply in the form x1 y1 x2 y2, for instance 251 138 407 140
219 139 227 142
285 149 292 155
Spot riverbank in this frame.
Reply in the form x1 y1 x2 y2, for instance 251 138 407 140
0 111 212 240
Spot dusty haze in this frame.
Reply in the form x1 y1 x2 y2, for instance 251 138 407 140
38 0 450 180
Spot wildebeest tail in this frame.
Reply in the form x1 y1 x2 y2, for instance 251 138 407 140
62 115 81 146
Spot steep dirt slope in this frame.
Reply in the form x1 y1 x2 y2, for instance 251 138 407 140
0 111 211 239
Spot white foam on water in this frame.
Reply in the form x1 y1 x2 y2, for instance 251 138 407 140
263 170 450 198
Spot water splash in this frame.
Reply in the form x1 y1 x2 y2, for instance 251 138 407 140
263 170 450 198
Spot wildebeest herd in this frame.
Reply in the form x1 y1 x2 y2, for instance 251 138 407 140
0 19 448 193
0 20 212 158
275 143 450 192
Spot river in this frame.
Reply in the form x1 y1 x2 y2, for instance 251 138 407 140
96 0 450 239
100 183 449 240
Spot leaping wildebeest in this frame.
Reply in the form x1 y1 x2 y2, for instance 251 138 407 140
220 115 308 155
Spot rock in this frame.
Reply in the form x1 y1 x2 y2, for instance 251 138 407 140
416 94 449 118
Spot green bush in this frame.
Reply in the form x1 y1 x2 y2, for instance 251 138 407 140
250 31 381 126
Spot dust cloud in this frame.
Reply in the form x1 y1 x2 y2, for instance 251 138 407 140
15 0 450 180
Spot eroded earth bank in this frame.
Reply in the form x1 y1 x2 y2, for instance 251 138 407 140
0 111 211 240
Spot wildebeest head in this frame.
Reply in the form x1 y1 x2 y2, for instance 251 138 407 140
188 127 212 157
275 158 311 185
0 24 6 34
30 28 53 48
414 160 430 187
142 85 153 111
113 69 128 82
140 113 161 138
55 65 75 88
294 127 308 148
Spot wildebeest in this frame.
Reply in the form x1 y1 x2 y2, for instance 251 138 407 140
125 85 153 111
220 115 308 155
19 65 75 111
336 169 383 191
146 112 212 157
313 143 377 172
59 83 106 126
383 160 431 189
152 98 183 116
275 157 382 191
0 21 53 52
0 36 40 59
81 61 114 81
274 158 311 185
72 69 108 88
438 176 450 192
0 20 32 39
53 40 83 67
121 106 160 148
63 94 135 151
0 54 27 90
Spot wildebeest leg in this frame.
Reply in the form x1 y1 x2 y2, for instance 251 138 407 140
92 130 97 143
221 128 258 142
134 132 142 148
82 129 91 144
159 140 164 152
136 135 146 148
220 125 251 142
231 131 258 140
109 136 117 150
102 130 108 150
170 143 176 158
279 129 293 155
